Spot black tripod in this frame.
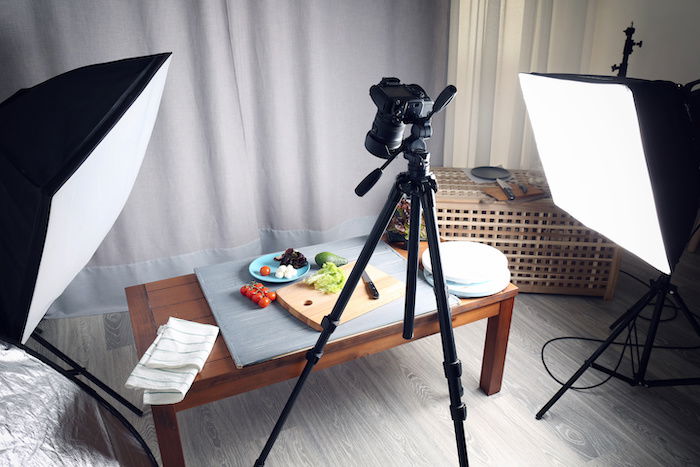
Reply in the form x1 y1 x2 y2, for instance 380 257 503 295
255 84 469 466
537 274 700 419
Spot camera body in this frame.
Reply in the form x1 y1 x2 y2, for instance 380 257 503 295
366 77 434 158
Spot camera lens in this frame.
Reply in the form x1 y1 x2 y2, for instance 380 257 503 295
365 111 405 158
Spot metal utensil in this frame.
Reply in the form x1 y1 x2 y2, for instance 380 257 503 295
361 271 380 299
496 178 516 200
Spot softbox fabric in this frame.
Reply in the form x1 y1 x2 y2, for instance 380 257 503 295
0 53 171 343
0 343 154 466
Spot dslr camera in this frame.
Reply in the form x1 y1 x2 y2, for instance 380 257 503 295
365 77 434 158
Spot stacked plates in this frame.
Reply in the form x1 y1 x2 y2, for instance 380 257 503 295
422 241 511 298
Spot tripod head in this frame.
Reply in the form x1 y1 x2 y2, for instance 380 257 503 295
356 80 457 197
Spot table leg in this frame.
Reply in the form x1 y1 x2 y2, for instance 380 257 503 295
479 297 514 395
152 405 185 467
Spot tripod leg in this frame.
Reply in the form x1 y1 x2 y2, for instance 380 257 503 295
536 286 657 419
254 182 404 466
420 186 469 467
635 284 667 385
403 193 422 339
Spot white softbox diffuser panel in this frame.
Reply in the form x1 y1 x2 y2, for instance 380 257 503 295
519 73 669 274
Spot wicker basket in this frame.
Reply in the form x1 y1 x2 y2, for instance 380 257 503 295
433 167 621 299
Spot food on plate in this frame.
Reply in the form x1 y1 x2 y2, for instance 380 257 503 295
240 282 277 308
275 264 297 279
274 248 308 268
314 251 348 268
259 265 271 276
304 262 347 294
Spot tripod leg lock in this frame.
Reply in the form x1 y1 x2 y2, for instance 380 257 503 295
306 348 324 364
443 359 463 379
450 403 468 422
321 315 339 333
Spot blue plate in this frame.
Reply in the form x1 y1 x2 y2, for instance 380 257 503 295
248 253 311 283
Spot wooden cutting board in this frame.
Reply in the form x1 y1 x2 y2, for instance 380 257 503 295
276 262 405 331
482 183 545 201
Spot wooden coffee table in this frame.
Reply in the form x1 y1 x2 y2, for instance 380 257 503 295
126 245 518 466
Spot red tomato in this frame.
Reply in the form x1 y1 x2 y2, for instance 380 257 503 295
265 291 276 301
245 288 255 298
259 297 271 308
261 287 269 294
260 266 271 276
240 285 248 296
252 293 263 303
254 283 263 289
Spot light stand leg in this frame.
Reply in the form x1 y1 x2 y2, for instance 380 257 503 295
535 286 657 419
672 289 700 338
403 193 422 339
420 183 469 467
17 342 157 466
635 283 667 384
31 331 144 417
254 183 404 466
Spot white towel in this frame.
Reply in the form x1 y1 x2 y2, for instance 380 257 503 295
126 317 219 405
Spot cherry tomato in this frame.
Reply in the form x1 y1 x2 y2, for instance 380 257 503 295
254 283 263 289
260 266 271 276
261 287 269 294
252 293 263 303
245 288 255 298
259 297 271 308
265 291 277 301
240 285 248 296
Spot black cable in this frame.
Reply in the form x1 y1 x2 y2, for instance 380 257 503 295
541 267 700 391
620 270 700 323
619 269 683 322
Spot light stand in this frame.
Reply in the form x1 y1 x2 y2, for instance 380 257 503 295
519 71 700 420
611 22 643 77
536 274 700 419
255 84 470 466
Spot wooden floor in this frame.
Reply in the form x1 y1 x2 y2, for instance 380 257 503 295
28 250 700 467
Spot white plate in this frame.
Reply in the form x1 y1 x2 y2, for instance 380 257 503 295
421 241 508 285
423 267 511 298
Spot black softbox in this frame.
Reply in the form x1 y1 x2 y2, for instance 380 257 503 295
0 53 171 343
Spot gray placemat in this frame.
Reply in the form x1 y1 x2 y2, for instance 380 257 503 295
195 236 455 367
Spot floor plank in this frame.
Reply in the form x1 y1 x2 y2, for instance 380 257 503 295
28 249 700 466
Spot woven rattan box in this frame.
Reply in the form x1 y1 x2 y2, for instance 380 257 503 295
433 167 621 299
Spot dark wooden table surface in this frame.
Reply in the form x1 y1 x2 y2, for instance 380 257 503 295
126 243 518 466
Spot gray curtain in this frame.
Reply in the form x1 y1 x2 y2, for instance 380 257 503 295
0 0 450 317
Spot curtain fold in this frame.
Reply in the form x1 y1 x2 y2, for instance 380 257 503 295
445 0 596 169
0 0 450 317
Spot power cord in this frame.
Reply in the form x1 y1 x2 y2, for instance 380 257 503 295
540 269 700 390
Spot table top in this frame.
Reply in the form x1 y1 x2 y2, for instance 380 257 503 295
126 243 517 411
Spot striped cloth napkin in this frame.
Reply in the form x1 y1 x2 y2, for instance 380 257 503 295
126 317 219 405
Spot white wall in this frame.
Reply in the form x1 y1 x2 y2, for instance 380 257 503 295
588 0 700 83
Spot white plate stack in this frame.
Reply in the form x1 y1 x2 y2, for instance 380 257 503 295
422 241 511 298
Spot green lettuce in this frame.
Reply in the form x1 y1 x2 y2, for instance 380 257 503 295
304 262 347 294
